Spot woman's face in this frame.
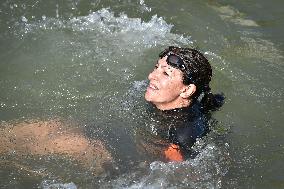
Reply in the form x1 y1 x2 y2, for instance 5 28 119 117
145 56 188 110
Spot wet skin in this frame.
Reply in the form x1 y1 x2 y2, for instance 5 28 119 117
0 119 112 175
145 56 195 110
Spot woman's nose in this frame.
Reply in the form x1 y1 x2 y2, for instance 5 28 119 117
148 69 157 80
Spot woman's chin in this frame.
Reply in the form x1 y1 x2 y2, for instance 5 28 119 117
144 93 152 102
145 89 156 102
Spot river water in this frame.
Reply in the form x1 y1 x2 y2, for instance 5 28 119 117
0 0 283 188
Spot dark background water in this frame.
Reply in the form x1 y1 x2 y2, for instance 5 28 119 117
0 0 283 188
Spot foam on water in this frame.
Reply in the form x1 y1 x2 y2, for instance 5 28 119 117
41 181 77 189
101 138 230 189
17 8 192 48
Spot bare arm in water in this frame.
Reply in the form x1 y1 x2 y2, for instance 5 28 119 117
0 119 112 175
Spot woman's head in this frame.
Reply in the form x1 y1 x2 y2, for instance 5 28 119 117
158 46 212 98
145 46 223 111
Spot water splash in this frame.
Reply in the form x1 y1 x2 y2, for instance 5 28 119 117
101 139 230 189
41 180 77 189
17 8 192 48
139 0 152 12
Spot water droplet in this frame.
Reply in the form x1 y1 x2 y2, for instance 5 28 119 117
21 16 28 22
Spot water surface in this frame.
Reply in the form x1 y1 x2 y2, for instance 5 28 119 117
0 0 283 188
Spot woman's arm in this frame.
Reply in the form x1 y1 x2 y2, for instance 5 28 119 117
0 119 112 175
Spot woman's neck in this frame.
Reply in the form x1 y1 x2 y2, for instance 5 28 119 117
154 98 193 111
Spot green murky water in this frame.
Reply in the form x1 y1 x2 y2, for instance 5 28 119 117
0 0 283 188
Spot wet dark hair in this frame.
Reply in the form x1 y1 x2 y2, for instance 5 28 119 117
159 46 224 112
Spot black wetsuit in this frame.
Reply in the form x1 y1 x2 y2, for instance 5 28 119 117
136 102 209 161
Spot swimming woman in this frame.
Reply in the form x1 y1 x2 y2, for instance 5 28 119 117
0 46 223 175
138 46 223 162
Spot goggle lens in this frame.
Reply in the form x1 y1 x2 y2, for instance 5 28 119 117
167 54 186 71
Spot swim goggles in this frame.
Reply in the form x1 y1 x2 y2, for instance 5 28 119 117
159 48 187 72
159 46 195 84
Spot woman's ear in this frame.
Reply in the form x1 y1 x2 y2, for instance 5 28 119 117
180 84 196 98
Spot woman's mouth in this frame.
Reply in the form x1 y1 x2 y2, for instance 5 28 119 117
148 83 158 90
145 82 159 101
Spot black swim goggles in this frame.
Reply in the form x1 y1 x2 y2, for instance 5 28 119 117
159 48 187 72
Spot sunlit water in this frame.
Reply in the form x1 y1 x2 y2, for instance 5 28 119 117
0 0 283 188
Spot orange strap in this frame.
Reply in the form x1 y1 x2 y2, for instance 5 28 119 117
164 143 183 162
